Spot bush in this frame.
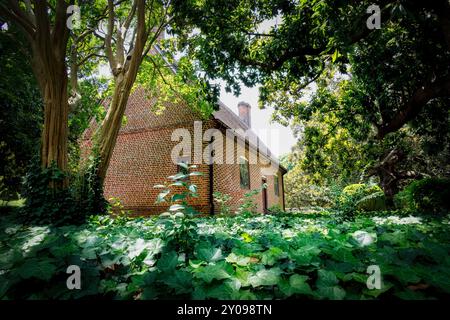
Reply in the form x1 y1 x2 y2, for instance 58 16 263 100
334 183 384 219
395 178 450 215
268 204 284 214
236 184 267 216
356 192 386 211
21 158 107 226
213 191 232 215
340 184 382 200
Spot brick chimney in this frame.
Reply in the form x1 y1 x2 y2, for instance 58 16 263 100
238 101 251 128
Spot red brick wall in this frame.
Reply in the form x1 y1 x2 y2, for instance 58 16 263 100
81 87 284 215
211 125 284 214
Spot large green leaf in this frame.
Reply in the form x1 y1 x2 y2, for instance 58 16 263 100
17 259 57 281
279 274 313 297
157 251 178 272
226 253 251 266
249 268 281 287
316 269 339 287
195 242 223 262
163 270 193 294
194 261 233 283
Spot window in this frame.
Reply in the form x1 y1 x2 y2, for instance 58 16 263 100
239 157 250 189
274 175 279 196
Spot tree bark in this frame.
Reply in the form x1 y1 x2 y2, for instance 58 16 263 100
96 76 135 181
95 0 152 182
0 0 72 187
40 69 69 187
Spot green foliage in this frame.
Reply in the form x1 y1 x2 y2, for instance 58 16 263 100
236 184 267 216
21 161 82 226
356 192 386 212
2 211 450 300
341 184 382 200
0 25 42 201
334 184 384 219
71 154 108 217
136 51 218 120
395 178 450 215
267 204 284 215
173 0 450 198
154 163 202 255
213 191 232 216
21 157 107 226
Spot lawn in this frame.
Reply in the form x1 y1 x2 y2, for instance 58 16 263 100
1 211 450 300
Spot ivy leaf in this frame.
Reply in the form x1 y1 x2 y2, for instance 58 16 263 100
279 274 313 296
316 269 346 300
261 247 286 266
163 270 193 294
194 261 233 283
17 259 57 281
195 242 223 262
249 268 281 287
317 269 339 287
226 253 251 266
316 286 346 300
289 274 312 293
157 251 178 272
128 239 149 259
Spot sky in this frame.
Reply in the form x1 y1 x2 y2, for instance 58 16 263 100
218 83 297 158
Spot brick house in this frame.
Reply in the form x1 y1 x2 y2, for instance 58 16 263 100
82 87 286 215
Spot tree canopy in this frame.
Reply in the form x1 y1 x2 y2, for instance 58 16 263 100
172 0 450 197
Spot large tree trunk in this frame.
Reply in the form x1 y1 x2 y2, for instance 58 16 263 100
30 0 71 187
40 73 69 187
95 0 150 182
96 75 135 181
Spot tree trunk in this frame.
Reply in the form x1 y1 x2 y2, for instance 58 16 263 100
40 74 69 187
95 0 149 182
96 74 135 181
368 149 405 206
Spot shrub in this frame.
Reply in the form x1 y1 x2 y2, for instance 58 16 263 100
236 184 267 216
334 183 384 219
213 191 232 215
268 204 284 214
21 157 107 226
340 184 382 200
154 163 202 255
395 178 450 215
356 192 386 211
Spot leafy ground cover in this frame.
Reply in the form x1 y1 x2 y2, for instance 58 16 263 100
1 211 450 300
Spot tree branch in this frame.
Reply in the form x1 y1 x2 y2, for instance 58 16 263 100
105 0 118 74
377 77 450 139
